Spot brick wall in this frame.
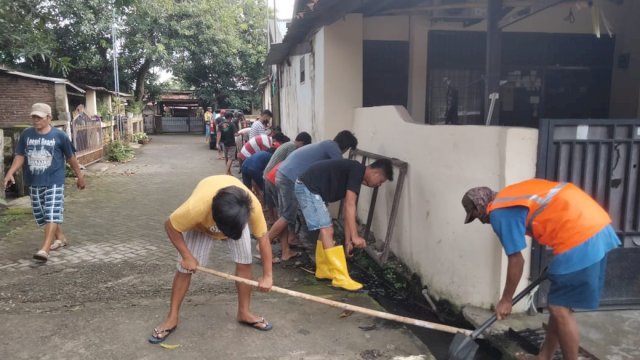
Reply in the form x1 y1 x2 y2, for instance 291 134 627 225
0 74 57 127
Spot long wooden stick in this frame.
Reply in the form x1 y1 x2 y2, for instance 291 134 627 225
196 266 473 336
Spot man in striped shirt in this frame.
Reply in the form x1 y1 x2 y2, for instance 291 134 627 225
238 134 271 161
249 109 272 139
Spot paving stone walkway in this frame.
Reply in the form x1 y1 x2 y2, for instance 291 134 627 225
0 134 434 360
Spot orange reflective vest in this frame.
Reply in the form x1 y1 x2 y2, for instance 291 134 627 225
486 179 611 255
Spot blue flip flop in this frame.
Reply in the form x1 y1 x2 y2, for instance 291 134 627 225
148 326 177 344
239 317 273 331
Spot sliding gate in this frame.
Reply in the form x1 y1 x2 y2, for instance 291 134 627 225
535 118 640 308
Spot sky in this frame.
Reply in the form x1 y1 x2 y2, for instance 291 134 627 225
270 0 296 19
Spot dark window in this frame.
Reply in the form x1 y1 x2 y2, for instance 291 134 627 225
363 40 409 108
426 30 615 127
300 56 305 83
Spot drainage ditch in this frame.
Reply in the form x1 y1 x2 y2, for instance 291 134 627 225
347 250 503 360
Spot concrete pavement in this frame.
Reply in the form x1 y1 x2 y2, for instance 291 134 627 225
0 135 434 360
463 303 640 359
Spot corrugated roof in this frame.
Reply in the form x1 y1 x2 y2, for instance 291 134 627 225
0 68 85 94
80 84 133 98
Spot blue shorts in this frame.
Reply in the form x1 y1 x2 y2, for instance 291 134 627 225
30 185 65 226
295 181 332 231
547 255 608 310
276 172 298 228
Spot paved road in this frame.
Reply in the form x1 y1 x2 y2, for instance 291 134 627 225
0 135 434 360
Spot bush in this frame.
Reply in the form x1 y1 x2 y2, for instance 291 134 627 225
131 132 149 142
127 100 144 115
106 140 135 162
65 163 75 178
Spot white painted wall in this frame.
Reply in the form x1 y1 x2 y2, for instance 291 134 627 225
85 90 98 116
364 16 409 41
316 14 363 139
280 14 363 142
352 106 538 309
280 53 316 139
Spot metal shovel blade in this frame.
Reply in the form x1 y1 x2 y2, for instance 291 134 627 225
448 332 479 360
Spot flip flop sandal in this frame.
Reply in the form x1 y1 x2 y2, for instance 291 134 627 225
148 326 177 344
50 239 67 251
33 250 49 262
253 254 281 264
239 317 272 331
514 352 536 360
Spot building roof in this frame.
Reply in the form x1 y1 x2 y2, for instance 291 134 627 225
80 84 133 98
0 68 85 94
266 0 617 65
158 90 199 105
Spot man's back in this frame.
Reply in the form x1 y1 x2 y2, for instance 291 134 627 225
278 140 342 181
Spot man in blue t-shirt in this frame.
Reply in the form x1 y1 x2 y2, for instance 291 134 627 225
3 103 86 263
462 183 620 360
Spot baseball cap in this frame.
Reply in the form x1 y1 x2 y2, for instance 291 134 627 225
462 193 477 224
461 186 496 224
30 103 51 118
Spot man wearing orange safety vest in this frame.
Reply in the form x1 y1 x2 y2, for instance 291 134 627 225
462 179 620 360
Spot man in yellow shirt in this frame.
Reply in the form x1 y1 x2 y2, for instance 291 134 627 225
203 106 213 143
149 175 274 344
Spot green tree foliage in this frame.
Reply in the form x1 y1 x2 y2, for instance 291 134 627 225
171 0 268 110
0 0 268 108
0 0 72 75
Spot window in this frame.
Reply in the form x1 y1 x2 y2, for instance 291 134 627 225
300 56 305 83
363 40 409 108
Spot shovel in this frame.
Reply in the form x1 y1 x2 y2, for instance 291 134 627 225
447 269 548 360
196 265 474 336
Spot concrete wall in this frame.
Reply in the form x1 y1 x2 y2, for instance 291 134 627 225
314 14 363 140
85 90 98 117
279 14 363 142
352 106 538 309
280 53 317 140
0 74 56 126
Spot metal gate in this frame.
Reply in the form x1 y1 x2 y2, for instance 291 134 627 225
535 118 640 308
158 116 202 134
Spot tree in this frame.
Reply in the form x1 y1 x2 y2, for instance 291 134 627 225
0 0 71 75
0 0 268 107
172 0 268 110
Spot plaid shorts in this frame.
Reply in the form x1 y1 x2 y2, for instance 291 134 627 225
176 225 253 273
224 145 237 162
30 185 65 226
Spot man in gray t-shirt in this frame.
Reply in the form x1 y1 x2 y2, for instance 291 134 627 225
267 130 357 262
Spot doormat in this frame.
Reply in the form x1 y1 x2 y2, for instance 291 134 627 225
507 324 599 360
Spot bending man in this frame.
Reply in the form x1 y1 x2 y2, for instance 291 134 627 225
149 175 273 344
295 158 394 291
462 179 620 360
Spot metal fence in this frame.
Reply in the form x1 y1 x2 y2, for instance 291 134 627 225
536 118 640 308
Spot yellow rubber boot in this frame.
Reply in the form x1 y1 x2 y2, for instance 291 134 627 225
315 241 333 280
324 245 363 291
